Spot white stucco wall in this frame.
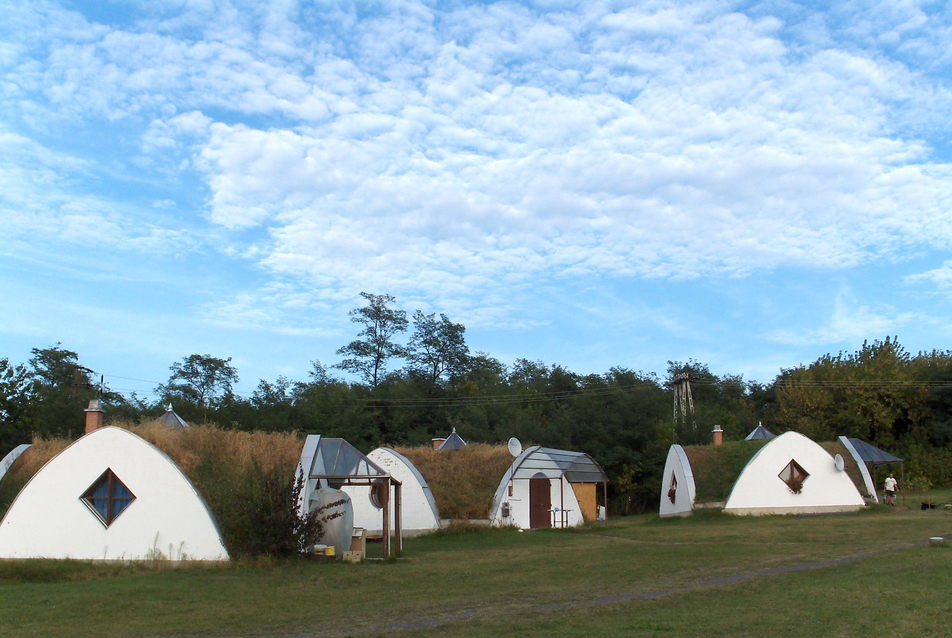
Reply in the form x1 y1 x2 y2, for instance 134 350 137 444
0 427 228 560
342 448 441 536
724 431 865 516
659 445 696 518
490 449 584 529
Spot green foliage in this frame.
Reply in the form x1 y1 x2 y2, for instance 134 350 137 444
335 292 409 387
685 440 768 502
3 322 951 528
773 338 952 486
0 357 31 451
155 353 239 421
193 455 321 558
406 310 471 384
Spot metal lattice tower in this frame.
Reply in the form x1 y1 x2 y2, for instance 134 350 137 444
667 372 696 435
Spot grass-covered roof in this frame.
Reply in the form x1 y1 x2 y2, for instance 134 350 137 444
0 422 304 557
682 438 870 503
682 440 768 503
394 443 515 520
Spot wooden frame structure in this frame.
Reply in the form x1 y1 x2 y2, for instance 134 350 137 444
297 435 403 558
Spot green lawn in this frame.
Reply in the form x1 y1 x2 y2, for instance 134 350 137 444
0 494 949 638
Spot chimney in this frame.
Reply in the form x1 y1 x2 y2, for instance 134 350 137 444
712 424 723 446
431 438 446 450
85 399 104 434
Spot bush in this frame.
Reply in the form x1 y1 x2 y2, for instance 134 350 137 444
203 463 322 557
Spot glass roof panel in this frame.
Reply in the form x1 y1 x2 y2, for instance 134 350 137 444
308 437 386 478
510 447 608 482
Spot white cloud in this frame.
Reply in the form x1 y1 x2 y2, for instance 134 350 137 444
762 289 917 346
3 0 951 337
907 260 952 291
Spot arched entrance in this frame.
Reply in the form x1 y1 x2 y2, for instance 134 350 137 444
528 473 551 529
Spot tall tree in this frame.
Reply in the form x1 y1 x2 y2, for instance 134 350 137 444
157 354 239 419
335 292 408 387
25 344 97 438
0 358 32 450
406 310 470 384
774 337 926 446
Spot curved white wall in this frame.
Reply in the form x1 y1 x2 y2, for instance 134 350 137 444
0 444 30 484
724 431 865 516
342 447 441 536
490 448 584 530
659 445 696 518
0 427 228 560
838 436 879 503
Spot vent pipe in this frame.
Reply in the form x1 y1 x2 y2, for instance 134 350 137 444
84 399 104 434
712 424 723 446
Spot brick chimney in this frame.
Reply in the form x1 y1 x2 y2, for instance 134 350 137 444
431 438 446 450
712 424 723 446
84 399 104 434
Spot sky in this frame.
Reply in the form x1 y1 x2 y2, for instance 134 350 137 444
1 0 950 400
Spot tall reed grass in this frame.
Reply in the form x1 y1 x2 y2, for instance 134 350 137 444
396 443 514 519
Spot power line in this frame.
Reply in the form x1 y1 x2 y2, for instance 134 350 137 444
92 368 952 410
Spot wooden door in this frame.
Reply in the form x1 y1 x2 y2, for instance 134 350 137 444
529 475 551 529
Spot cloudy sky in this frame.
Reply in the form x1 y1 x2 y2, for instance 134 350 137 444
2 0 950 398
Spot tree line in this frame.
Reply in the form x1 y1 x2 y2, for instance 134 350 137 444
1 294 950 511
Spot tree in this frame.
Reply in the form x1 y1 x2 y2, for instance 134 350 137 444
335 292 408 387
0 358 32 451
25 344 97 438
406 310 470 384
775 338 925 446
157 354 239 419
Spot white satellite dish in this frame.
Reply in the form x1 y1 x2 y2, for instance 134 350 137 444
507 437 523 457
834 453 845 472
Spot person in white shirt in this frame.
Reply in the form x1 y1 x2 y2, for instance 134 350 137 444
884 474 898 505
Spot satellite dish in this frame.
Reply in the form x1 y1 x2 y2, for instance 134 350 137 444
834 454 845 472
507 437 522 457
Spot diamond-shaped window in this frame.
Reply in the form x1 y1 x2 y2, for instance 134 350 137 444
81 469 136 526
778 459 809 494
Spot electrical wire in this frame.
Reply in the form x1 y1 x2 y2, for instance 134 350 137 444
88 368 952 410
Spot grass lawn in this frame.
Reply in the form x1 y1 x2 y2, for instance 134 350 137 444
0 492 949 638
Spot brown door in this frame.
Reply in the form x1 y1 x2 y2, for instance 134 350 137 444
529 474 551 529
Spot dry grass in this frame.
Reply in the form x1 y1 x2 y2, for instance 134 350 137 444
819 440 869 497
0 437 72 518
8 436 70 476
395 443 515 519
0 421 308 555
128 421 303 480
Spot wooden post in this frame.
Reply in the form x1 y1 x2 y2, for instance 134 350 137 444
394 481 403 554
381 477 390 559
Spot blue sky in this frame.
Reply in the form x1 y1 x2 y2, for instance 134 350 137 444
2 0 950 399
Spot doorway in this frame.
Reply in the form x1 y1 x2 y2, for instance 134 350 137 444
529 473 551 529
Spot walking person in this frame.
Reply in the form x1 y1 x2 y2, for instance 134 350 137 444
884 473 898 505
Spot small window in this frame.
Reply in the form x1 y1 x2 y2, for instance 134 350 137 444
82 469 136 526
667 474 678 504
778 459 809 494
368 480 385 509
